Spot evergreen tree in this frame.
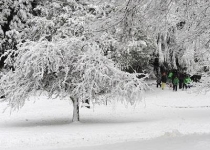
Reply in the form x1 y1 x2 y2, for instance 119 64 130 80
0 0 38 68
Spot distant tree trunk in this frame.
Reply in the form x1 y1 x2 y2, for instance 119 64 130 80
164 33 169 62
71 97 80 122
157 33 164 63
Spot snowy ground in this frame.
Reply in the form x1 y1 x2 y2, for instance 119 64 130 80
1 81 210 150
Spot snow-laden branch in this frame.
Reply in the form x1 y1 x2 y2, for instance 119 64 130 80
0 37 148 112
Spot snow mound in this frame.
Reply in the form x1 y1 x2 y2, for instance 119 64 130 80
162 130 183 138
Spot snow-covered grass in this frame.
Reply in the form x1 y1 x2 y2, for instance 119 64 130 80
1 81 210 150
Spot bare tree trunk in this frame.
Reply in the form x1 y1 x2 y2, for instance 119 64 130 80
71 97 80 122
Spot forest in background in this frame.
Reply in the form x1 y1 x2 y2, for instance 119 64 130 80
1 0 209 74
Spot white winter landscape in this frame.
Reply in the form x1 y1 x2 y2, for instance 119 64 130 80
1 81 210 150
2 1 210 150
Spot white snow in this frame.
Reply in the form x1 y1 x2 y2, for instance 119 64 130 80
1 81 210 150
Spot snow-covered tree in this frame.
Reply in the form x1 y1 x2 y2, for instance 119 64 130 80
88 0 155 74
111 0 210 75
0 0 148 122
0 38 147 122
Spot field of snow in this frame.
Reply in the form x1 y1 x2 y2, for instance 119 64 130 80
1 81 210 150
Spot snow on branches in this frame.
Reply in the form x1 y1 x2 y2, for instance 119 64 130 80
0 37 147 112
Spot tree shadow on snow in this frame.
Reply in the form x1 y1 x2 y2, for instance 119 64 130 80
79 117 157 124
3 117 157 128
4 117 72 128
